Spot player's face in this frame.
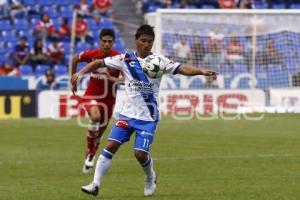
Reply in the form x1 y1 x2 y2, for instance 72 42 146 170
100 35 114 54
136 34 154 58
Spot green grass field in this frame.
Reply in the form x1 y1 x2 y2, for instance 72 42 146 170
1 114 300 200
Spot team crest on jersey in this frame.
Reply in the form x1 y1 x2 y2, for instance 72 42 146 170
115 120 129 128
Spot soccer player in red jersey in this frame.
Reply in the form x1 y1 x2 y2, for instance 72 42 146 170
71 28 123 173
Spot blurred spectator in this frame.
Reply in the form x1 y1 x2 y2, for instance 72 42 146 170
75 0 101 21
208 27 224 49
203 43 221 88
0 62 20 76
92 0 113 19
262 38 283 68
37 69 60 90
30 39 48 68
190 36 205 66
179 0 193 8
238 0 252 8
160 0 173 8
75 15 94 46
244 36 264 70
58 17 71 39
218 0 237 9
34 13 58 42
12 36 30 67
225 35 244 66
204 43 224 69
172 36 191 63
75 0 91 16
47 38 65 66
0 0 9 19
8 0 28 20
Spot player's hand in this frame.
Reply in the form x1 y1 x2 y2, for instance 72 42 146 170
202 70 217 80
70 72 83 95
70 83 77 96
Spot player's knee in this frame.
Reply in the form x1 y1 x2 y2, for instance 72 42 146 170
89 110 101 122
134 150 148 163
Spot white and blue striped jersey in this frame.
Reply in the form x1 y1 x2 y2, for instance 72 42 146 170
102 51 181 122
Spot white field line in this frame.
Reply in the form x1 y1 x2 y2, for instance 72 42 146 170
0 153 299 165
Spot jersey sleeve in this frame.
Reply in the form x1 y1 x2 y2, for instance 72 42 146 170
161 55 182 75
103 54 125 70
78 50 92 62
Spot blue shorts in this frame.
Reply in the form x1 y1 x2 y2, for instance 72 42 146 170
108 115 158 153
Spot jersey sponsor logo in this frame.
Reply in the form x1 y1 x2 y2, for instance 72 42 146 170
128 80 154 94
115 120 129 128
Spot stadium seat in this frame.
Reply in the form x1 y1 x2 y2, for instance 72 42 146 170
55 0 70 6
35 65 50 76
0 20 13 30
39 0 54 6
20 65 34 76
201 4 216 9
147 5 161 13
253 3 268 9
290 4 300 9
272 4 285 9
24 0 36 6
13 19 29 30
42 6 59 18
54 65 68 75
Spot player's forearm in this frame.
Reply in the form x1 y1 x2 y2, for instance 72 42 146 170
177 65 204 76
79 59 104 75
71 56 79 75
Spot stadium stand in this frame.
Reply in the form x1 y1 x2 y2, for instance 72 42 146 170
0 0 125 77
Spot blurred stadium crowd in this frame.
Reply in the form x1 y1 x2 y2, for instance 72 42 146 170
0 0 123 78
1 0 300 89
134 0 300 13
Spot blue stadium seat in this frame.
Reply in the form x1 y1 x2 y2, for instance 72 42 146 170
20 65 34 76
42 6 59 18
2 31 17 43
54 65 68 75
253 2 268 9
35 65 50 76
55 0 70 6
14 19 29 30
290 4 300 9
0 20 13 30
100 18 113 28
147 5 161 13
202 4 216 9
23 0 36 6
39 0 54 6
272 4 285 9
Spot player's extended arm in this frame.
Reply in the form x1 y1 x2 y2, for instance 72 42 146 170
71 59 105 88
176 65 217 79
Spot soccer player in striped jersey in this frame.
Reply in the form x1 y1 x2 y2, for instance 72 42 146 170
72 25 217 196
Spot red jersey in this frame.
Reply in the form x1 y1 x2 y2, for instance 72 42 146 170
78 49 120 103
93 0 112 10
218 0 236 9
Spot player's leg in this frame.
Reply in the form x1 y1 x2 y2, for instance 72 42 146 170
81 123 134 196
134 130 157 196
92 102 115 159
83 105 101 173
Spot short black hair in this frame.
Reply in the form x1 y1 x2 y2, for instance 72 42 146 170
99 29 115 40
135 24 155 40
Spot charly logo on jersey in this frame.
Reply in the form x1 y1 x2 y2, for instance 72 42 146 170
128 80 154 93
